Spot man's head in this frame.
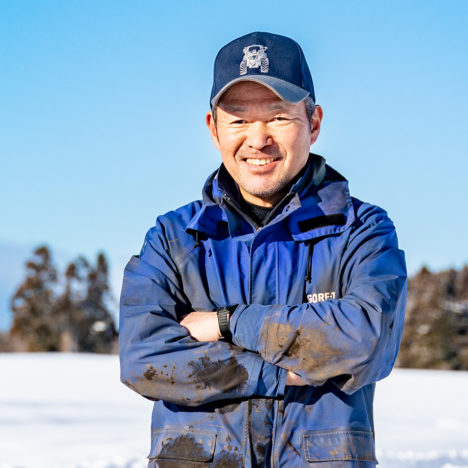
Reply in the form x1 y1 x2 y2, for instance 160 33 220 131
206 32 323 207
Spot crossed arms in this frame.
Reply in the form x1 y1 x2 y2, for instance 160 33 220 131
179 311 307 386
119 206 406 406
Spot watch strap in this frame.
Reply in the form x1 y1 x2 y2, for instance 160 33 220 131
216 305 236 342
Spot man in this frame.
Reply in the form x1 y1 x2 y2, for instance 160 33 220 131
119 31 406 467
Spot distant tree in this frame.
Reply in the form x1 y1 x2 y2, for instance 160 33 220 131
55 252 117 353
9 246 118 353
85 252 117 352
0 332 12 352
398 265 468 370
10 246 59 351
455 266 468 299
75 252 116 352
54 256 90 352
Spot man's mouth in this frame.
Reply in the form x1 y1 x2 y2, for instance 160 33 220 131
244 157 279 166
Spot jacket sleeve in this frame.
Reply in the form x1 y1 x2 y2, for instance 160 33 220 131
119 218 287 407
229 206 407 394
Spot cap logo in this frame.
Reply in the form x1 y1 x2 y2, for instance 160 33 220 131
240 44 269 75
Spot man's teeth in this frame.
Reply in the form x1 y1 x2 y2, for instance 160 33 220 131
245 158 275 166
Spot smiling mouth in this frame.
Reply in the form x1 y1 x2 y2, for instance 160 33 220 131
244 157 280 166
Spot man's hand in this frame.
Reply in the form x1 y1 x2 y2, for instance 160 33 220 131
180 311 221 342
286 371 307 386
181 314 308 386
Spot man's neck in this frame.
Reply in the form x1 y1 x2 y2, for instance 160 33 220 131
239 198 273 227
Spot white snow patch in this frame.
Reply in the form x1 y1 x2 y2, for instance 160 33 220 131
1 354 468 467
0 353 151 468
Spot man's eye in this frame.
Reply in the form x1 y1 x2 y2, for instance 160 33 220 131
272 116 288 122
231 120 247 125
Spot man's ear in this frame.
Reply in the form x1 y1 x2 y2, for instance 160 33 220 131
206 111 220 151
309 105 323 146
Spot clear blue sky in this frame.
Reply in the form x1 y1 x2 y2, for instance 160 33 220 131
1 1 467 329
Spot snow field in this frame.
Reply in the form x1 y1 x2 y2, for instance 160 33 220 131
0 353 467 468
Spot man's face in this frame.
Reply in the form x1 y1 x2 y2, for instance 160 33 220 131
207 81 322 207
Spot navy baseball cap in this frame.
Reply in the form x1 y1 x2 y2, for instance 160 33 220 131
210 31 315 108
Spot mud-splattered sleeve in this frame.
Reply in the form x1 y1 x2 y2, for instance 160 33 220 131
229 206 407 394
119 218 287 406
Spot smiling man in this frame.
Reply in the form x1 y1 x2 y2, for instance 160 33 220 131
207 80 322 207
119 32 407 467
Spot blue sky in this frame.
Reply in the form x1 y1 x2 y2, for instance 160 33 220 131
1 1 467 329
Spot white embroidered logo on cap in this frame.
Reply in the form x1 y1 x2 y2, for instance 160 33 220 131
240 45 269 75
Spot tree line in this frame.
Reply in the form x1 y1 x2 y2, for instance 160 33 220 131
1 246 468 369
0 245 117 353
397 265 468 370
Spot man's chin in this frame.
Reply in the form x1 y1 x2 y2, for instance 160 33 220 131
239 183 288 207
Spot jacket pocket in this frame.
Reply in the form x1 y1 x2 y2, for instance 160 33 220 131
302 429 377 463
149 428 216 464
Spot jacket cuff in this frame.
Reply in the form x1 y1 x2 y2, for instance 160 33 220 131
230 304 265 352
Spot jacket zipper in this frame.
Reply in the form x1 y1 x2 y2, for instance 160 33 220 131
222 191 296 233
222 194 262 231
222 191 294 468
271 399 283 468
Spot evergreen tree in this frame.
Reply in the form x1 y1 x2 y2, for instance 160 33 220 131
10 246 59 351
398 265 468 370
54 256 90 352
55 252 117 353
455 266 468 299
76 252 117 353
9 247 117 353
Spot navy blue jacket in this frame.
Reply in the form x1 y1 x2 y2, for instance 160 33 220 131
119 154 407 467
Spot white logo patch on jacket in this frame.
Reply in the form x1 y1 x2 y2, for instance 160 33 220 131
307 291 336 303
240 44 269 75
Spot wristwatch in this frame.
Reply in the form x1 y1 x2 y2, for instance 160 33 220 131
216 305 237 343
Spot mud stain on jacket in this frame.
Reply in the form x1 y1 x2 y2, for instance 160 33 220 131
160 434 206 459
143 363 176 385
187 355 248 391
215 449 243 467
264 319 360 386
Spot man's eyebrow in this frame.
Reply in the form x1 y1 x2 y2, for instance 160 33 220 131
218 101 289 114
218 104 245 114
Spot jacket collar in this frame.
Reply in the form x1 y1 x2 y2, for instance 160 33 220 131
186 154 355 240
287 162 355 241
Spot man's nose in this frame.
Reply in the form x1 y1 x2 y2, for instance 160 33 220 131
245 122 273 149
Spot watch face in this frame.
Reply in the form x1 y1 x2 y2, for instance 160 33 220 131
218 310 229 327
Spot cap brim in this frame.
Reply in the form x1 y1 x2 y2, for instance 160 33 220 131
210 75 310 108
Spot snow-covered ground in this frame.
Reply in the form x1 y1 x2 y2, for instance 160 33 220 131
0 354 467 468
